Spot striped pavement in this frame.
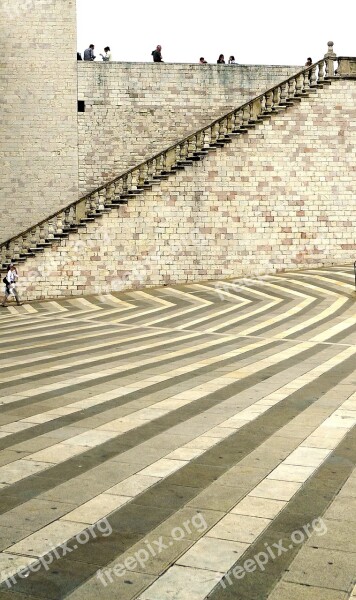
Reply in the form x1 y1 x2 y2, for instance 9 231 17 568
0 265 355 599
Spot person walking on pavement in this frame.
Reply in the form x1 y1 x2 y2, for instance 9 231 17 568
1 264 23 307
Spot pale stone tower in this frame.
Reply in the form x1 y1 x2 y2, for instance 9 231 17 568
0 0 78 243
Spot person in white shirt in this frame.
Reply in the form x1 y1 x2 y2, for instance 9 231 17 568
1 264 22 306
100 46 112 61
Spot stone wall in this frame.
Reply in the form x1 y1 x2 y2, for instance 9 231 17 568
17 80 356 300
78 62 300 195
0 0 78 244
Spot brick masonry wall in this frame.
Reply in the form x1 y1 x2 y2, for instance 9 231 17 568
13 80 356 300
78 62 300 195
0 0 78 244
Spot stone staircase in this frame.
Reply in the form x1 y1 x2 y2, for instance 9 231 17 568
0 45 342 273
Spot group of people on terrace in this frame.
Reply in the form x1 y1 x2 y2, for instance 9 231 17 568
78 44 237 65
77 45 111 61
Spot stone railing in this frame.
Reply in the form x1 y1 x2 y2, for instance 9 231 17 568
0 43 345 269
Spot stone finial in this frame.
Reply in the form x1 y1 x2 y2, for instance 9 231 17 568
325 41 336 58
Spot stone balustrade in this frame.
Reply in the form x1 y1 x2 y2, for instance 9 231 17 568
0 43 347 271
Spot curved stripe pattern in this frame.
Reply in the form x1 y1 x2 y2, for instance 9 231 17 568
0 265 355 600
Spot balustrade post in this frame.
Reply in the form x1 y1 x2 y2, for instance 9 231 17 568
309 66 317 86
202 127 212 148
21 233 28 255
122 174 128 194
272 89 280 109
226 114 233 134
218 118 228 140
252 98 262 120
29 227 38 249
137 163 147 185
130 169 139 190
324 41 336 77
181 140 189 159
47 220 54 240
98 189 106 211
1 245 8 267
11 237 21 261
279 82 287 105
76 199 86 222
91 191 99 212
317 60 325 82
56 212 64 235
295 73 303 95
287 78 296 99
241 105 250 126
265 91 273 112
106 183 115 203
187 136 196 156
210 124 218 145
68 205 76 225
165 147 176 170
114 178 123 198
39 223 46 245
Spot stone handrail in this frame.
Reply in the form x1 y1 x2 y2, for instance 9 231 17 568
0 43 344 268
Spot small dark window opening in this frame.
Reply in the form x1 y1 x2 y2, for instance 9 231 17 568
78 100 85 112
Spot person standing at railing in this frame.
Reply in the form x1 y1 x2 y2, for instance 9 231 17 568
84 44 96 61
100 46 111 61
305 57 313 82
217 54 225 64
152 45 163 62
1 264 22 307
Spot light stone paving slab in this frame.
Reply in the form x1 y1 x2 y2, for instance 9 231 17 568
137 565 224 600
267 464 317 483
0 553 38 584
176 537 249 572
206 513 271 543
60 493 130 525
284 447 331 466
0 459 55 485
249 479 302 501
23 444 86 463
106 474 161 497
4 520 87 560
140 459 189 478
165 448 204 461
268 581 348 599
230 496 287 519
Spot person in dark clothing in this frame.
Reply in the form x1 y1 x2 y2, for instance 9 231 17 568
305 57 313 66
84 44 96 61
77 52 82 60
152 45 163 62
217 54 225 64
